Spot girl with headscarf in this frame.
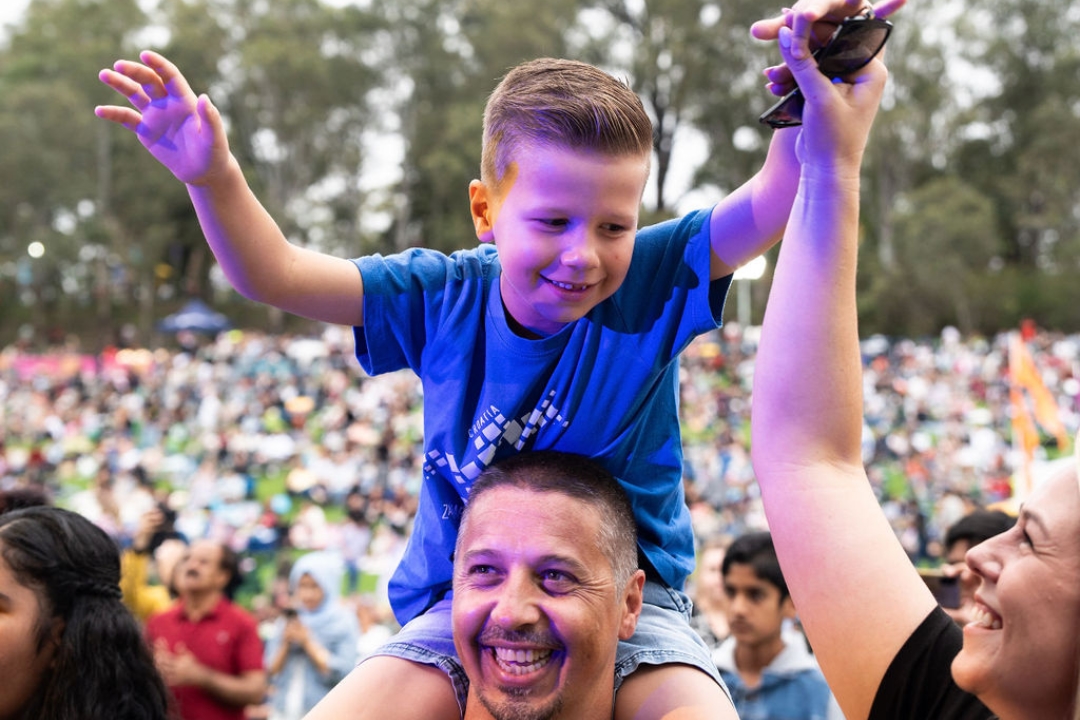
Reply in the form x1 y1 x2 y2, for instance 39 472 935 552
265 551 359 719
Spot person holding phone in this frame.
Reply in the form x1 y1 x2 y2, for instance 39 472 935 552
939 509 1016 626
750 1 1080 717
263 551 359 720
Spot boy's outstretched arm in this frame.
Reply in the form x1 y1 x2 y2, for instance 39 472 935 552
750 9 935 720
96 51 365 327
707 0 906 281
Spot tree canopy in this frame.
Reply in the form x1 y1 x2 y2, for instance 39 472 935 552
1 0 1078 348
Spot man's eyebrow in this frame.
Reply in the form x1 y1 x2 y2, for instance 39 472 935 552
455 548 589 572
535 553 590 575
457 547 500 564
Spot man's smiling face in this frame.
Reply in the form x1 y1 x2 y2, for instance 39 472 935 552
452 485 640 720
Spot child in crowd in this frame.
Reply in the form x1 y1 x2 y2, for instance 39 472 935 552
715 530 842 720
95 2 892 713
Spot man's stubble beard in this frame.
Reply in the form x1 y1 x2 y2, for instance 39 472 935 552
478 686 563 720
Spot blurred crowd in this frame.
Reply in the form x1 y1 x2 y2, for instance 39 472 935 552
2 320 1078 633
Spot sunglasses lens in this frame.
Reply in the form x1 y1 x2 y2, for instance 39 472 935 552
817 22 890 76
759 89 804 128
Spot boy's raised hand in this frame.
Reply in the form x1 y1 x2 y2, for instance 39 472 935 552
752 0 906 100
95 51 229 186
775 15 888 171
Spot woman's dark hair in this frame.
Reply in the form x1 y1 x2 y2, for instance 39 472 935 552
0 506 173 719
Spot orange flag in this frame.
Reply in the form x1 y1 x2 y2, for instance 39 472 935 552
1009 332 1069 450
1009 387 1040 498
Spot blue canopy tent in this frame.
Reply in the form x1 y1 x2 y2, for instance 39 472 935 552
157 299 232 334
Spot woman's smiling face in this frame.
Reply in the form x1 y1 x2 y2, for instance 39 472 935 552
952 465 1080 718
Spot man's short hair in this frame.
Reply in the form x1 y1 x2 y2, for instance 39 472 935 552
945 509 1016 552
459 451 640 587
722 530 788 601
480 58 654 189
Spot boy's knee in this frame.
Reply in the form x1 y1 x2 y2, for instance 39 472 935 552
614 663 735 720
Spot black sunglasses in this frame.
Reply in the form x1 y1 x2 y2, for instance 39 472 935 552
759 11 893 129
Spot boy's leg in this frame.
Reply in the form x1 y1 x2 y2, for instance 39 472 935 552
614 665 738 720
305 657 461 720
613 580 737 720
305 596 466 720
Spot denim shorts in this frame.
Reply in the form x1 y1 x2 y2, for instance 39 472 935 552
363 579 730 717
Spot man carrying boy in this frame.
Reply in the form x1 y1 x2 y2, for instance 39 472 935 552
451 451 646 720
714 531 842 720
96 3 895 714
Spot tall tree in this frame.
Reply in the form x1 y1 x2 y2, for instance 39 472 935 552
376 0 581 254
575 0 773 217
953 0 1080 270
0 0 147 345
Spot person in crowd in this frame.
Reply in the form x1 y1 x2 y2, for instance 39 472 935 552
939 508 1016 626
145 539 267 720
749 2 1080 717
94 0 901 714
354 594 395 663
714 530 842 720
690 533 732 651
0 485 50 513
0 505 172 719
122 504 188 623
451 451 646 720
263 551 359 719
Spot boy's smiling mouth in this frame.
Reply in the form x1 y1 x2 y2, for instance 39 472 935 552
545 277 590 292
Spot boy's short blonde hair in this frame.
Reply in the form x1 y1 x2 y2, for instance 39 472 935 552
481 58 654 189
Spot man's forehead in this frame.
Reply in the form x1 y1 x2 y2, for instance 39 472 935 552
460 487 605 555
189 539 222 558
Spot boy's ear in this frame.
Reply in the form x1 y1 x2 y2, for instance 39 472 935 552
469 180 496 244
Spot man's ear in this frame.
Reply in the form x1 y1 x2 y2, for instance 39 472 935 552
469 180 495 244
618 570 647 640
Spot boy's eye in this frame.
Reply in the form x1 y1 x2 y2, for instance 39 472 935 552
601 223 629 234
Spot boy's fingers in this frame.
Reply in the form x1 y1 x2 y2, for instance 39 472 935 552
871 0 906 19
99 69 153 110
140 50 197 101
197 94 220 129
94 105 142 132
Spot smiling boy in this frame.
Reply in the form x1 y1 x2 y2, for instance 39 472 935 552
96 12 872 711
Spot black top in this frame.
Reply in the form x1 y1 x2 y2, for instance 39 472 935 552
869 606 994 720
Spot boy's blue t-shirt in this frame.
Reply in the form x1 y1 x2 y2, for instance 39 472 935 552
353 207 731 624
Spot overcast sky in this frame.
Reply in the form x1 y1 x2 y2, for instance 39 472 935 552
0 0 30 37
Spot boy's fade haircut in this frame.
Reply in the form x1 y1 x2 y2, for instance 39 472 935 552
457 450 640 588
722 530 789 601
481 58 654 189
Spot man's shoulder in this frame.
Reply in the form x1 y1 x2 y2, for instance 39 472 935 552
145 602 184 633
215 598 259 627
